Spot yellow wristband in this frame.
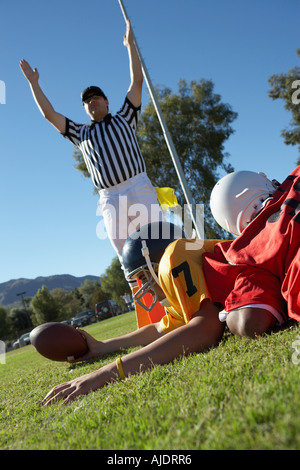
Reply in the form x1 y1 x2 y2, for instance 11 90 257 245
116 357 125 380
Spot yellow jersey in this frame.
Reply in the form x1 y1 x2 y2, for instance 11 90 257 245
158 238 221 333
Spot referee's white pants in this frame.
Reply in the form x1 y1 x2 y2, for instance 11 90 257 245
97 172 162 267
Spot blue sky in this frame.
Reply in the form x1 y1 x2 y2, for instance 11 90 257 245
0 0 299 285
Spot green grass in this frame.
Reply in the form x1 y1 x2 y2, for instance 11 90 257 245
1 311 300 450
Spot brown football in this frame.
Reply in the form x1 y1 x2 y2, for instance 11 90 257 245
30 322 88 362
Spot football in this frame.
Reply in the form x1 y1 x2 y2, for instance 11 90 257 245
30 322 88 362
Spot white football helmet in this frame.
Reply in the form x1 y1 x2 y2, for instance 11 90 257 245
210 170 279 236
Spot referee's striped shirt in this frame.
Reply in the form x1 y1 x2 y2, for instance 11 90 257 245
62 97 146 190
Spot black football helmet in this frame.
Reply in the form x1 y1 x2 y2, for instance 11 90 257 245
122 221 185 311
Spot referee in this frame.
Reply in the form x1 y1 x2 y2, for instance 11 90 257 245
20 19 161 278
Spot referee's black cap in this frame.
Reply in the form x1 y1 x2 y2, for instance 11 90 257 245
81 86 107 102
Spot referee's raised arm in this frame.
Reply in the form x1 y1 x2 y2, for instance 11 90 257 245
20 59 66 134
123 19 143 108
19 20 163 322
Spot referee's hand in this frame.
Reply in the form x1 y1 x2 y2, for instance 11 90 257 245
20 59 39 84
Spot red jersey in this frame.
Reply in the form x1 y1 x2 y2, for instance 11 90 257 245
203 166 300 321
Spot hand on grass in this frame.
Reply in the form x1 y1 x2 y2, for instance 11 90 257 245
42 367 111 405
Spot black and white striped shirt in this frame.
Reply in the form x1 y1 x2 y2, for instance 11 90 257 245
62 97 146 190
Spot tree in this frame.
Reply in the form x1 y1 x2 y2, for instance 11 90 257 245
31 286 60 326
77 280 102 309
51 288 82 320
8 307 32 333
268 49 300 165
101 257 131 304
136 79 237 238
90 287 111 311
0 306 10 340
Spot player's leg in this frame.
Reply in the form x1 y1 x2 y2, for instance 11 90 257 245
226 307 277 338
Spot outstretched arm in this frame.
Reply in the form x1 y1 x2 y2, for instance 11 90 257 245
20 59 66 134
43 300 224 405
123 19 143 107
71 321 165 362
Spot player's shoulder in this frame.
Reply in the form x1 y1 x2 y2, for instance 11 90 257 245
164 238 221 257
158 239 183 273
160 238 199 270
163 238 186 258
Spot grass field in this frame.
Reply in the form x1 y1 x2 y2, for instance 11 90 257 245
1 311 300 451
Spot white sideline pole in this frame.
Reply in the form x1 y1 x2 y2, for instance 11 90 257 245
118 0 202 238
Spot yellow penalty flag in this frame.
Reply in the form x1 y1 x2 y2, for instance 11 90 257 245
156 187 179 210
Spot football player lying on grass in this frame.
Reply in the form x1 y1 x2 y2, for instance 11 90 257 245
43 222 226 405
204 166 299 331
43 165 300 405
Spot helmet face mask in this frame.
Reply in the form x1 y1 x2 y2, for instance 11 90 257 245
235 189 273 233
122 221 185 312
132 265 160 312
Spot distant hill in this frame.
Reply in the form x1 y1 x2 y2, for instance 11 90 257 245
0 274 100 307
